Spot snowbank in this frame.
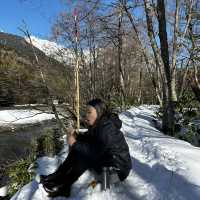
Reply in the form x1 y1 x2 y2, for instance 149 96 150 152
0 110 56 126
10 105 200 200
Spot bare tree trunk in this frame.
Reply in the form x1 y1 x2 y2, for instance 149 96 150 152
178 59 190 100
177 0 193 100
188 10 200 102
87 27 95 99
137 67 143 104
144 0 167 107
191 83 200 102
143 0 164 82
156 62 163 105
152 73 163 105
92 45 97 96
19 27 68 134
121 1 162 105
157 0 175 135
171 0 180 102
118 5 126 110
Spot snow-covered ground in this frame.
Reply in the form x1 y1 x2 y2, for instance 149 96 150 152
8 106 200 200
0 110 56 126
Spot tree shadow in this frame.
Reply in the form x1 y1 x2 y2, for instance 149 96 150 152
11 180 39 200
135 114 156 126
132 157 200 200
122 111 172 141
122 110 159 130
117 181 142 200
124 131 172 141
121 111 136 120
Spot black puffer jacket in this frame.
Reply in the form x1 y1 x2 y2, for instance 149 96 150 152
72 113 132 181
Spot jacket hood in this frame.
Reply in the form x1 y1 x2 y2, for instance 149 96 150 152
108 113 122 129
88 112 122 130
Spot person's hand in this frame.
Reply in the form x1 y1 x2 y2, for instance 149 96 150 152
67 134 76 146
66 127 75 135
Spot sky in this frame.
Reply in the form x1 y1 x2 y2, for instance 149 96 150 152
0 0 142 40
0 0 66 39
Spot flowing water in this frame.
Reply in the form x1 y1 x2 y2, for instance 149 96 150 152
0 119 58 186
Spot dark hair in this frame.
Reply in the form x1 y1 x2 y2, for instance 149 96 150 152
87 98 108 119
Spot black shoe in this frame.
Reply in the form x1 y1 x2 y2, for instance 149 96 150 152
43 184 71 198
40 173 60 184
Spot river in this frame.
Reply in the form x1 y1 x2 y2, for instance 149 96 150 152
0 104 71 187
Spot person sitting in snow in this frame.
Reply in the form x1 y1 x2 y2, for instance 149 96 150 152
40 98 132 197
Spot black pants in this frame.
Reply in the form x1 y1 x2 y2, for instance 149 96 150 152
42 149 91 190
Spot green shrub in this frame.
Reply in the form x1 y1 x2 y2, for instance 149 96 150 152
37 128 63 157
5 129 63 198
6 156 35 198
178 125 200 146
108 96 134 112
156 101 200 147
37 128 55 157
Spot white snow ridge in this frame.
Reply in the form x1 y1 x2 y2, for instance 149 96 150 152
25 36 74 65
10 106 200 200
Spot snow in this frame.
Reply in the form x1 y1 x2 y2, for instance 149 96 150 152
0 185 8 197
25 36 74 64
9 105 200 200
24 36 90 65
0 110 56 125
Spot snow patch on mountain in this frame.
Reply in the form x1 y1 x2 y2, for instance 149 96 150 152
25 36 74 64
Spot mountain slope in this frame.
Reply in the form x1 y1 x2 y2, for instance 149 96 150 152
0 32 70 105
25 36 74 64
0 32 66 71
